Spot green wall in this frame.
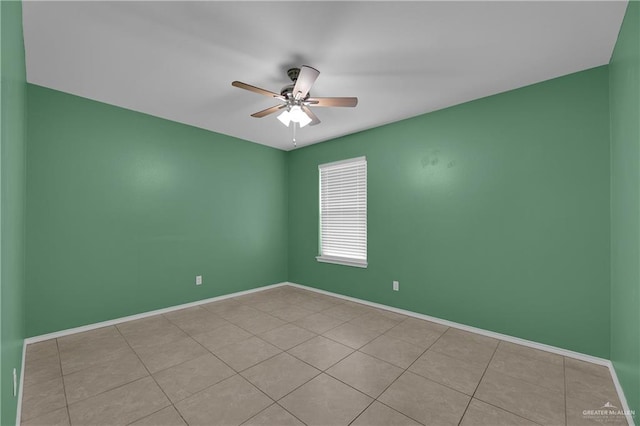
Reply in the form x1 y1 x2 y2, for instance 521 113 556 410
610 0 640 417
26 85 288 337
0 1 27 425
288 67 611 358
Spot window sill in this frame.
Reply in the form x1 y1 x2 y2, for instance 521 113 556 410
316 255 368 268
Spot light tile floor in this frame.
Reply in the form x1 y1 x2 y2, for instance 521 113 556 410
21 285 628 426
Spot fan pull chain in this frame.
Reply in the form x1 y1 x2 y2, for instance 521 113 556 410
292 122 297 147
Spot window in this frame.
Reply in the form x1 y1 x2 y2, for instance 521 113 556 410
317 156 367 268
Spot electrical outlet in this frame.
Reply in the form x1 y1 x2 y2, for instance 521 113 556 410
393 280 399 291
13 368 17 397
195 275 203 286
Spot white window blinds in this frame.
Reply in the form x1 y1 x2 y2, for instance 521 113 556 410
317 156 367 268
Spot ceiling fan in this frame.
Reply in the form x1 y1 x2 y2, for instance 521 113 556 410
232 65 358 129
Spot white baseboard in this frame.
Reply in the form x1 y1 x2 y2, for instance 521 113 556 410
24 282 287 344
285 282 608 363
286 281 635 426
20 280 635 426
15 341 26 426
609 360 636 426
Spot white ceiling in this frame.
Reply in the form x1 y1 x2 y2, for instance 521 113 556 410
22 1 627 151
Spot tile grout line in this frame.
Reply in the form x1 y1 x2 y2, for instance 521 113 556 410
455 336 500 426
230 333 323 414
20 342 72 422
40 333 127 380
158 307 286 367
241 369 315 425
380 330 561 425
239 401 308 426
54 344 163 410
136 308 270 423
231 292 386 424
124 405 174 426
290 337 350 366
128 292 326 412
563 357 568 426
352 332 430 371
263 363 322 402
462 344 549 425
468 341 549 426
322 308 564 424
209 292 374 382
135 299 312 422
202 308 291 342
237 354 314 425
153 307 283 376
465 398 545 426
284 337 353 375
294 314 351 335
124 324 266 426
186 298 316 426
477 345 568 394
273 401 310 426
147 330 249 405
297 303 402 354
25 291 400 423
56 339 73 426
351 325 455 426
112 326 183 425
265 355 381 426
274 308 463 424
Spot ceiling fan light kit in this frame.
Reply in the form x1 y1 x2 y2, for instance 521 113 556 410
278 105 312 128
232 65 358 144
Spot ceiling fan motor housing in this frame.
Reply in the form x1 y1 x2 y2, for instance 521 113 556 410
287 67 301 82
280 83 294 98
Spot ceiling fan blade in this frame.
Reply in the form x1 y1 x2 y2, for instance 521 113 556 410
292 65 320 100
302 106 321 126
232 81 284 100
251 104 285 118
306 97 358 107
